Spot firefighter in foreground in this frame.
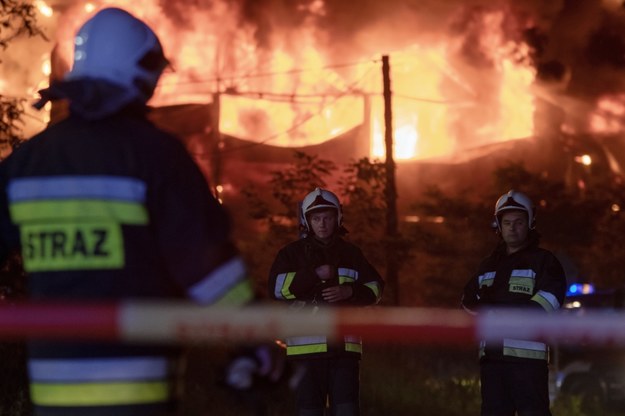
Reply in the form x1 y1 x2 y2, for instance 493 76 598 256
268 187 384 416
462 190 567 416
0 8 252 416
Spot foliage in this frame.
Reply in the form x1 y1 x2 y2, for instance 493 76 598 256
0 0 46 158
403 186 494 306
241 152 402 301
336 157 388 266
0 4 44 415
0 0 45 50
238 151 338 296
0 95 25 154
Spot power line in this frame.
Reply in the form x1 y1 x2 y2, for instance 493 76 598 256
158 58 381 87
218 65 376 155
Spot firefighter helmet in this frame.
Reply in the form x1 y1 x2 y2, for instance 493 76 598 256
494 190 536 230
300 187 343 232
66 7 168 102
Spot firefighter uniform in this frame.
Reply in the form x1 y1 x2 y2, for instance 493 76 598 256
462 239 567 416
269 233 383 415
0 9 253 415
0 109 253 415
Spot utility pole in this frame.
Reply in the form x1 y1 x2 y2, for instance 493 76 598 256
210 89 223 201
382 55 399 305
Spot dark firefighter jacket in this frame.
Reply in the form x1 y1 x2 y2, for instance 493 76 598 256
268 235 384 359
462 238 566 362
0 108 253 416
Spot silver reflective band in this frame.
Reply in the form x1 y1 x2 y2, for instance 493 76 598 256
188 256 247 304
29 356 169 382
8 176 147 202
510 269 536 279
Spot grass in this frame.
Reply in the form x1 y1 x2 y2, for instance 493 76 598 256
2 342 624 415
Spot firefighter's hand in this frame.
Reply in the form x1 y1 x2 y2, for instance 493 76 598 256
322 285 353 303
315 264 335 281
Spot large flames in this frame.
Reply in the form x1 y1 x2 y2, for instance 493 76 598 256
16 0 618 161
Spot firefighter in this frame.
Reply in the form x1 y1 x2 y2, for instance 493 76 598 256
462 190 567 416
268 187 384 416
0 8 252 416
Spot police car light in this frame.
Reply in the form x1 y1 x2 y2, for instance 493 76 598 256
567 283 595 296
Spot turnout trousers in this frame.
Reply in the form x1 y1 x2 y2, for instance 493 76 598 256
295 356 360 416
480 359 551 416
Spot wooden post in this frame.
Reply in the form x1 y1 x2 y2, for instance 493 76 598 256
382 55 399 305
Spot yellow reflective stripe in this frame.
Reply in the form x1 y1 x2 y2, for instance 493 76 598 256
213 279 254 306
21 222 124 272
532 290 560 311
10 200 148 224
531 295 555 312
30 381 170 406
338 276 354 284
287 344 328 355
280 272 296 300
365 281 381 299
345 342 362 353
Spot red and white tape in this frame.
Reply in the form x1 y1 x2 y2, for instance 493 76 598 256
0 302 623 346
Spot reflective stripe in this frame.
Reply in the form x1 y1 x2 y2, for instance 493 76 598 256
345 342 362 353
30 381 170 406
8 176 146 203
288 335 327 346
286 335 327 355
188 256 248 305
478 272 495 287
345 335 362 353
510 269 535 279
338 268 358 282
10 200 148 224
365 281 381 301
212 279 254 306
479 339 548 360
287 335 363 356
274 272 296 300
532 290 560 312
28 357 169 382
503 338 548 360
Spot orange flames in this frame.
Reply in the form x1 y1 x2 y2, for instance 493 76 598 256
589 94 625 135
26 1 553 161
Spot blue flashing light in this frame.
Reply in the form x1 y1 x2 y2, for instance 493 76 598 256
567 283 595 296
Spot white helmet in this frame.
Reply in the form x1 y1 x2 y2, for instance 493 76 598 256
300 187 343 232
494 190 535 230
66 8 168 103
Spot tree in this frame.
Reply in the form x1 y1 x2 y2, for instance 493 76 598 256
0 0 46 157
0 4 45 414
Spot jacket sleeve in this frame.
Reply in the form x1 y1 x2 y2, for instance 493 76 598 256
268 245 321 301
343 247 384 306
150 138 252 306
530 252 567 312
461 272 481 314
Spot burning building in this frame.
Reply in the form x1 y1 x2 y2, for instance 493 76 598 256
5 0 625 225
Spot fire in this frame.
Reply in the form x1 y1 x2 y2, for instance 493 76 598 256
589 94 625 135
30 1 537 161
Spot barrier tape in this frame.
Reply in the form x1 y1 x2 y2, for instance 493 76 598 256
0 301 623 346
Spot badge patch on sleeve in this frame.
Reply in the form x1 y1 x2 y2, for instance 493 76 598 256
20 222 124 272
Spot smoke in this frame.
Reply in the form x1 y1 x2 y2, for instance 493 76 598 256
8 0 625 142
